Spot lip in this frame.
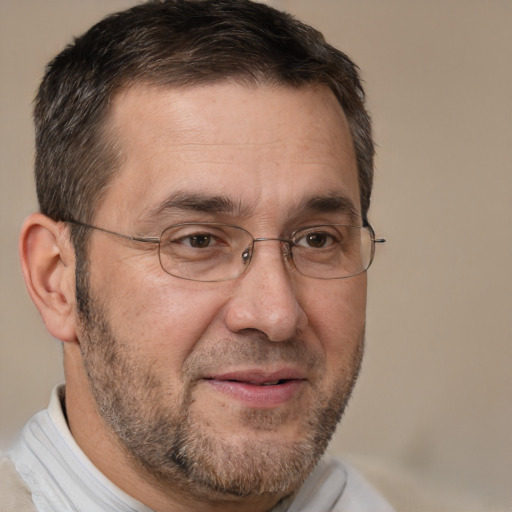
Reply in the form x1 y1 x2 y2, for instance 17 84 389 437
203 369 307 408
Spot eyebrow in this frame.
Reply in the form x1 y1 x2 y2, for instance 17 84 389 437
297 193 361 224
139 190 361 227
141 191 255 222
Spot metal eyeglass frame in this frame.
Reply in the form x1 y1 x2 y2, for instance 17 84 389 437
65 219 386 282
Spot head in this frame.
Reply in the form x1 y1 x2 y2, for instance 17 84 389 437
22 1 377 510
35 0 373 246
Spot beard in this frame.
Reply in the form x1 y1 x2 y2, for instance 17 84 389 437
75 269 364 502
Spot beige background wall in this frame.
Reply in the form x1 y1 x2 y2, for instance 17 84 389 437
1 0 511 509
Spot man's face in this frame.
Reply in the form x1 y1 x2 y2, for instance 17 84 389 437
77 83 367 500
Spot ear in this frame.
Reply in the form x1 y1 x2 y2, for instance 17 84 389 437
19 213 78 343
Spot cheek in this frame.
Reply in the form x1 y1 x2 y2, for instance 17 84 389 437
303 275 367 365
89 254 230 363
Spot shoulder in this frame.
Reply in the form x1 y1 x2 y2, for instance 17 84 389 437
0 457 37 512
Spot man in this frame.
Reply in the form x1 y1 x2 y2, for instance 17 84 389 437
1 1 391 511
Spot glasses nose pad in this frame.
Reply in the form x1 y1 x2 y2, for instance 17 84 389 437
281 241 296 269
241 246 252 266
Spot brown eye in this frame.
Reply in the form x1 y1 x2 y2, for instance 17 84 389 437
187 234 212 248
295 231 336 249
305 233 329 248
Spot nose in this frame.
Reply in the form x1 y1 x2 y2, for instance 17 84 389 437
224 240 308 341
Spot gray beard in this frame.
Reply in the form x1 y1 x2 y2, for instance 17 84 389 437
76 271 364 503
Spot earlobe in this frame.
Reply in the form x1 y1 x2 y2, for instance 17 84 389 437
19 213 78 343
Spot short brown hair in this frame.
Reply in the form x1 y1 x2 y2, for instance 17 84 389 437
35 0 374 236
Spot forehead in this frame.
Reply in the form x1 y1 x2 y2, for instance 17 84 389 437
100 82 359 227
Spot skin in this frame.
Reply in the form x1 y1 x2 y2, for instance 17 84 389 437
20 83 367 512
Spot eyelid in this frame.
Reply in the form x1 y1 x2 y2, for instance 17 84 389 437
178 234 219 248
291 224 343 237
161 223 247 247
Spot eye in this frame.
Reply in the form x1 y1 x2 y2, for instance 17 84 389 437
295 230 337 249
160 224 231 251
183 233 215 248
174 231 228 249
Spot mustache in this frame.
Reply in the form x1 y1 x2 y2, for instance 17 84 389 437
181 333 324 383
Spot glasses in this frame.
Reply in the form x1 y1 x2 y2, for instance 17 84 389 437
67 220 385 282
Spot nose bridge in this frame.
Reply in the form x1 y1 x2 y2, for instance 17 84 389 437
225 236 307 342
251 237 292 266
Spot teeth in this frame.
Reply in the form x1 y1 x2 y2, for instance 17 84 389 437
260 380 280 386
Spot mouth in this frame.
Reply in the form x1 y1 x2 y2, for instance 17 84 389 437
203 370 307 408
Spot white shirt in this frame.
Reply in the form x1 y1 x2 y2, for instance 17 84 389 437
6 386 395 512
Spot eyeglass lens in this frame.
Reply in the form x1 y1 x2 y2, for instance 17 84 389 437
157 223 374 282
